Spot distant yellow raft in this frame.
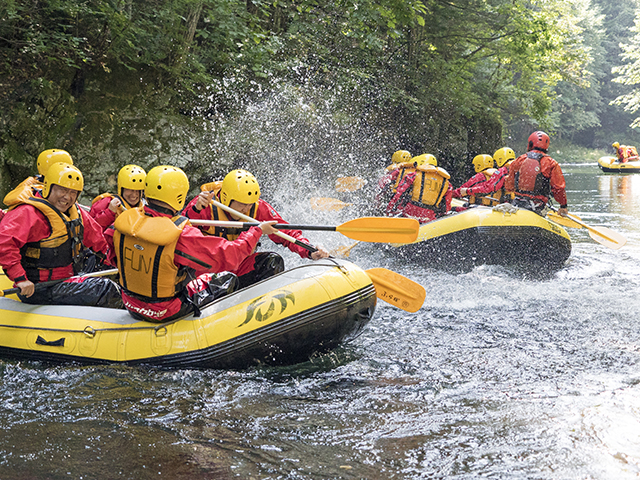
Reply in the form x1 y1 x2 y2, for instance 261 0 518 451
0 259 376 369
389 204 572 271
598 156 640 173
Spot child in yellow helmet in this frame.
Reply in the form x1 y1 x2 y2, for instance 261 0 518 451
89 164 147 231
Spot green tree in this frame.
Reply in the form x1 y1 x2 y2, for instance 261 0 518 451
612 2 640 130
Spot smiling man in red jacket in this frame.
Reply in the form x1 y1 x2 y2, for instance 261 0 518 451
0 162 122 307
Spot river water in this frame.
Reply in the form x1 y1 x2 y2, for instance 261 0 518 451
1 163 640 479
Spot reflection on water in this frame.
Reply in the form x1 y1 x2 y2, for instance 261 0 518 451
598 174 640 230
1 164 640 479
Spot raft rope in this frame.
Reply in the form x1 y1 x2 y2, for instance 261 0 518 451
492 203 519 215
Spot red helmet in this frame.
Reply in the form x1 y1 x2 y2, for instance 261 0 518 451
528 131 550 152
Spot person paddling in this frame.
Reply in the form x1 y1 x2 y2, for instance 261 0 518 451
452 154 495 202
374 150 413 212
611 142 639 163
504 131 568 217
0 162 122 307
384 154 452 223
184 169 330 289
105 165 280 322
453 148 516 206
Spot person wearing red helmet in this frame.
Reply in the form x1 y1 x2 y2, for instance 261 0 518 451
504 131 568 216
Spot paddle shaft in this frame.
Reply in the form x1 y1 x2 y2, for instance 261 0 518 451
566 215 619 243
190 219 338 232
1 268 119 297
548 205 626 249
549 206 616 242
209 199 318 253
190 217 418 243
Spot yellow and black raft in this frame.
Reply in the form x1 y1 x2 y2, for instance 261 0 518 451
389 204 572 272
0 259 376 369
598 156 640 173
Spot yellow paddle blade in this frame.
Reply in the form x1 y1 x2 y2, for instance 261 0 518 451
366 268 426 313
336 217 419 243
310 197 353 211
330 242 360 258
335 176 366 192
557 213 627 250
587 226 627 250
547 211 583 229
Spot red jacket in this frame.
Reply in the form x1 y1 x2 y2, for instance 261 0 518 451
452 171 491 198
105 205 263 320
386 170 452 223
465 166 510 197
504 151 567 206
89 195 117 231
184 196 313 259
0 202 109 282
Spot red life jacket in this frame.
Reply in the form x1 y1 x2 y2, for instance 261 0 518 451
513 151 551 199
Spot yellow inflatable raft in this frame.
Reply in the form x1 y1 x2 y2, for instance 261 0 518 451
390 204 572 271
598 156 640 173
0 259 376 369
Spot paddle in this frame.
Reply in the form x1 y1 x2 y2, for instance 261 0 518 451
310 197 356 211
547 211 583 229
547 208 626 250
208 198 426 312
1 268 119 297
189 217 419 243
335 176 366 192
365 268 425 313
330 242 360 258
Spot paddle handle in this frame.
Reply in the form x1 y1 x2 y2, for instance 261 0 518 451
209 199 318 253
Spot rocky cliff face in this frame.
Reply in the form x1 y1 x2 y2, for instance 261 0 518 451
0 65 503 206
0 67 221 203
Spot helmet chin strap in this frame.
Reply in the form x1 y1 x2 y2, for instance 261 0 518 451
147 199 176 216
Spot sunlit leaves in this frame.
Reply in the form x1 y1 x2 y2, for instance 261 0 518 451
612 7 640 126
0 0 608 141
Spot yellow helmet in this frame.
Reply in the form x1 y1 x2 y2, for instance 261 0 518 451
37 149 73 176
493 147 516 168
424 154 437 166
472 154 494 173
220 169 261 207
43 162 84 198
391 150 412 164
145 165 189 211
412 154 438 167
612 142 620 149
117 165 147 194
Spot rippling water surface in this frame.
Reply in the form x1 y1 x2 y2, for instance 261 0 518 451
2 164 640 479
